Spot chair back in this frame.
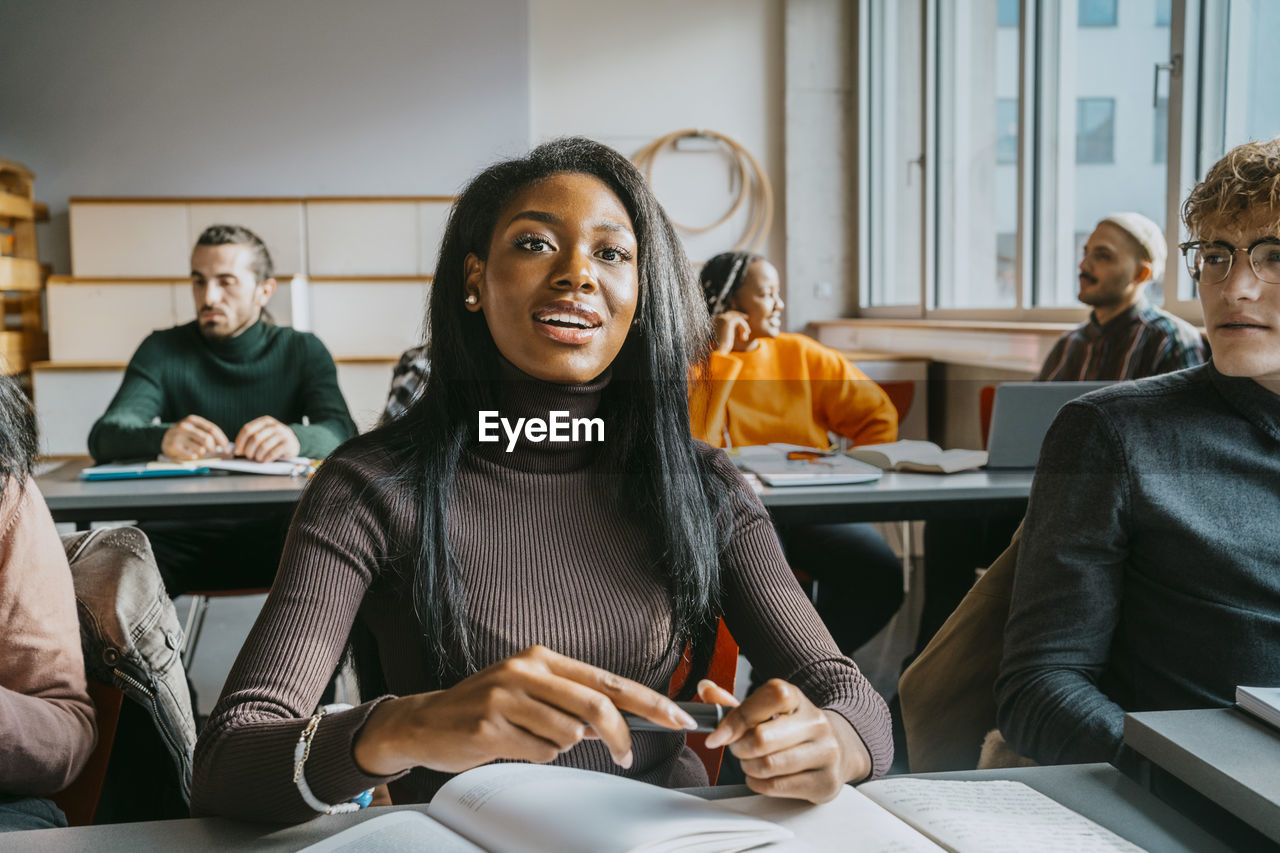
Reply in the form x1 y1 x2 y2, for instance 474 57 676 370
879 380 915 425
668 618 738 783
898 522 1022 772
49 677 125 826
979 384 997 449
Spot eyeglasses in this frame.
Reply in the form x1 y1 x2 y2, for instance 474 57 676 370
1179 238 1280 285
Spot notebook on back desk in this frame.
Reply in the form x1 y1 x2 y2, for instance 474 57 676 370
985 381 1114 469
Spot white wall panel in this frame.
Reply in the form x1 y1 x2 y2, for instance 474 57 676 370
186 202 306 277
417 201 452 276
47 282 178 362
33 367 125 457
69 203 189 277
336 361 397 434
306 202 419 276
309 280 427 358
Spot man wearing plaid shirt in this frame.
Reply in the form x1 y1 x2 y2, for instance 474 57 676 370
381 345 429 424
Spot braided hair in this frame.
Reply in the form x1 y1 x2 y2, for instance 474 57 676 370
699 251 762 316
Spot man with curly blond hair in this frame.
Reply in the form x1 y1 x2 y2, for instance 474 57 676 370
995 137 1280 767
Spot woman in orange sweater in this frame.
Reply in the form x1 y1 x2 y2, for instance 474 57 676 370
693 251 904 661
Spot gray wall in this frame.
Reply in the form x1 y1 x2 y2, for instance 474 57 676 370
0 0 530 271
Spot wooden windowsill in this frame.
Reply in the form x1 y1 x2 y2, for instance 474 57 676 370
836 350 932 363
809 317 1078 336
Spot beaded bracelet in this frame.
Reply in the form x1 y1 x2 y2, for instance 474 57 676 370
293 703 374 815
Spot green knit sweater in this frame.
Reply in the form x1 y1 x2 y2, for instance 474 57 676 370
88 321 357 464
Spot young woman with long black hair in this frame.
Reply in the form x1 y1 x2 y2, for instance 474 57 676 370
191 138 892 822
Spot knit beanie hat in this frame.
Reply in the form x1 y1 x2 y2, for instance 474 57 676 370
1099 212 1166 281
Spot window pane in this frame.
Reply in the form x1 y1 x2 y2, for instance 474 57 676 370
1035 3 1171 307
998 0 1018 28
1155 0 1171 27
1223 0 1280 149
996 98 1019 164
862 0 926 308
1079 0 1118 28
936 0 1020 309
1153 96 1168 164
1076 98 1116 164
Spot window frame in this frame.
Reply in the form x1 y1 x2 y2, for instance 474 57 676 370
856 0 1207 326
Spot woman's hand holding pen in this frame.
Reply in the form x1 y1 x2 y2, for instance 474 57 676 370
353 645 698 777
698 678 872 804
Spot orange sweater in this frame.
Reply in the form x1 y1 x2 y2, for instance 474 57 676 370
691 333 898 449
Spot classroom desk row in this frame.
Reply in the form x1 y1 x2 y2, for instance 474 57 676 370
35 458 1036 527
27 461 1280 849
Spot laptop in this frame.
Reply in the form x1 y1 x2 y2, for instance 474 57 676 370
985 381 1115 469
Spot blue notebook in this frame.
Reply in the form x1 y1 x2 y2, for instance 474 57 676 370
79 462 212 481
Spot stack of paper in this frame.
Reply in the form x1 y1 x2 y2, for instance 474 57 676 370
1236 686 1280 729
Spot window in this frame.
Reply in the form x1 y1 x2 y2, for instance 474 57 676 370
932 1 1021 309
1219 0 1280 150
998 0 1019 28
996 98 1019 165
1153 96 1168 164
860 0 926 310
859 0 1267 321
1076 98 1115 164
1079 0 1117 28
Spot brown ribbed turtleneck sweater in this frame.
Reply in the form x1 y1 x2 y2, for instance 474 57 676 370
191 365 892 823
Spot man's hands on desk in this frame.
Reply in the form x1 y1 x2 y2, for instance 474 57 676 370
161 414 301 463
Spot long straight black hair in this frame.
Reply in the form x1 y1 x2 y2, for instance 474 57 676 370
365 138 730 692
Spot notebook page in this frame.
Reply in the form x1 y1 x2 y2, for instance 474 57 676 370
299 809 484 852
712 787 944 852
858 779 1143 853
429 764 791 853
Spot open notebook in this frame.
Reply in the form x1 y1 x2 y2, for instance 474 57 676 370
729 444 882 487
80 456 314 480
301 765 1142 853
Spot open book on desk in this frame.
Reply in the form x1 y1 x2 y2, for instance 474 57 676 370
81 456 314 481
303 765 1141 853
729 444 882 487
848 440 988 474
302 764 790 853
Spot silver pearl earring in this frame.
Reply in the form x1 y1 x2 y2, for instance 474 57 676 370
465 293 478 305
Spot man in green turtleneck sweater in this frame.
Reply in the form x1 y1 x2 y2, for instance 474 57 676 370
88 224 357 596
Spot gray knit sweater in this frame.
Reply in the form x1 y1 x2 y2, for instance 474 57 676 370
997 362 1280 765
191 368 892 823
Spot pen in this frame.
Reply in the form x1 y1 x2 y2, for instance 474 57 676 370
622 701 727 733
